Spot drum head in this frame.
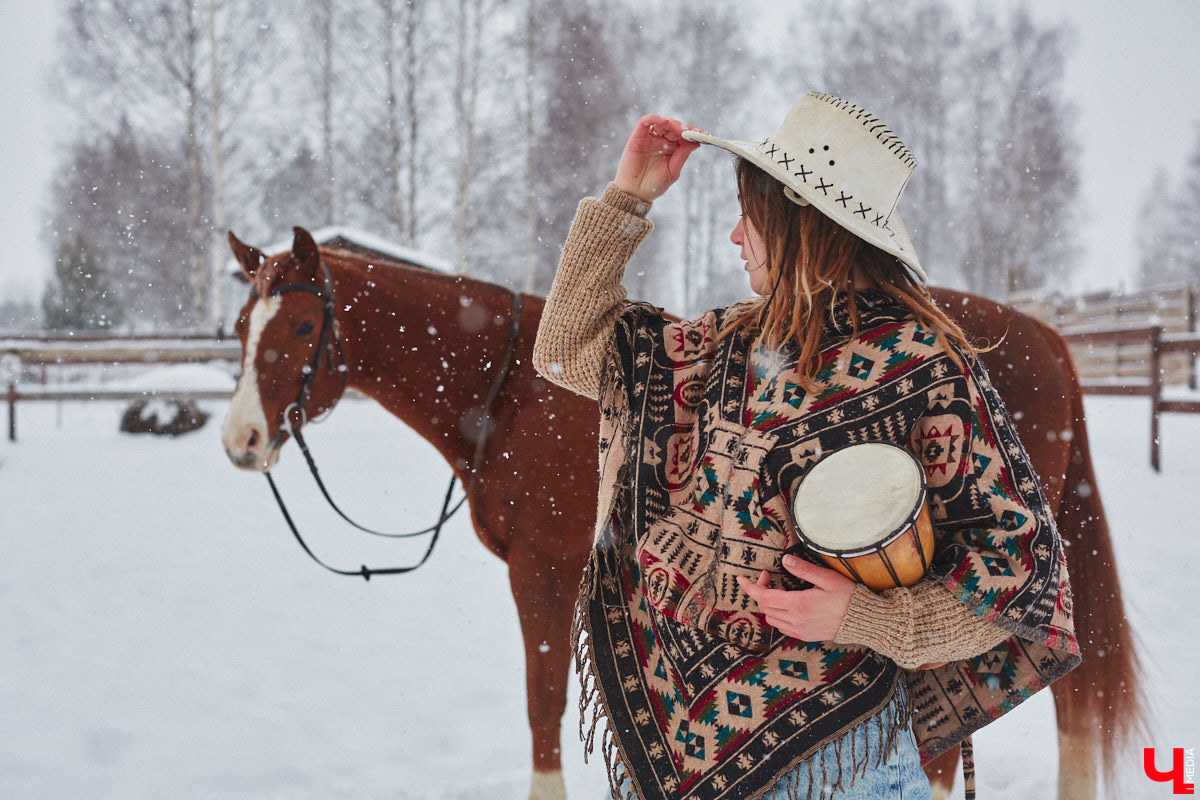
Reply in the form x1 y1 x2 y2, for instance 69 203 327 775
792 443 925 555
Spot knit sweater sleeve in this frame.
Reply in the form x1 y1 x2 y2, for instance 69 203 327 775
532 183 654 401
833 579 1011 669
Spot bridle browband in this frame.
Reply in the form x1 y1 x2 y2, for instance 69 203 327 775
252 259 523 579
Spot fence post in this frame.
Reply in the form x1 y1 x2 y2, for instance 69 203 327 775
1188 284 1197 391
1150 325 1163 472
6 381 15 443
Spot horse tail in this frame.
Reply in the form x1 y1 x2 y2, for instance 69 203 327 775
1047 324 1147 793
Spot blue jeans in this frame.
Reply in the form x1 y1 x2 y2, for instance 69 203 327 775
762 691 931 799
610 689 930 799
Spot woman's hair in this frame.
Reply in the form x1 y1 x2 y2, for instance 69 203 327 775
721 158 978 388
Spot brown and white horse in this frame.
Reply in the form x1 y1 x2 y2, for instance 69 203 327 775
221 227 1141 800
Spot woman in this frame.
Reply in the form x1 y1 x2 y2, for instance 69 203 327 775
533 93 1079 800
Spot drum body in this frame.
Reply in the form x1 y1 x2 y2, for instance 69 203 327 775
790 442 934 592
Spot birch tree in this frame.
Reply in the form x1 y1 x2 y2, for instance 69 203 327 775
525 0 637 292
51 0 281 328
452 0 488 274
520 0 539 293
351 0 429 246
957 5 1079 297
304 0 339 226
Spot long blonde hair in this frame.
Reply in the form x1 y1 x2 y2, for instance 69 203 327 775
721 158 976 388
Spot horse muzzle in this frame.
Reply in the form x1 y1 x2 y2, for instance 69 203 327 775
222 420 285 472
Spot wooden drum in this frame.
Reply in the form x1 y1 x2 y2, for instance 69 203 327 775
790 442 934 592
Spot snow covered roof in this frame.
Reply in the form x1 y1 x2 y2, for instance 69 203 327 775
225 225 453 278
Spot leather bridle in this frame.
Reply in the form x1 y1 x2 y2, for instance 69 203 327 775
251 261 522 579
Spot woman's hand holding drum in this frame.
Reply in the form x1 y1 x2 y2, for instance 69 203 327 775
738 555 858 643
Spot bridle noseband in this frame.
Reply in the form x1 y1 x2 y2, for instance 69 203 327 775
252 260 522 579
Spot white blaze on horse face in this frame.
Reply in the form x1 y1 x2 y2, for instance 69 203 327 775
222 295 281 471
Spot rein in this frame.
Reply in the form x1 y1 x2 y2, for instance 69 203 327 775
256 261 523 579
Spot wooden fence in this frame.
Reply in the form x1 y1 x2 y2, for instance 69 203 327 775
1011 283 1200 468
7 288 1200 467
2 334 241 442
1011 283 1197 388
1056 324 1200 470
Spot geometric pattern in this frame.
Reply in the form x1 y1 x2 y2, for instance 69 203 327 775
578 289 1080 799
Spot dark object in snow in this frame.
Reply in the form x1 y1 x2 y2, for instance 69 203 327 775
120 398 209 436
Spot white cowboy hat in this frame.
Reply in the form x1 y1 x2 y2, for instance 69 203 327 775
682 91 927 283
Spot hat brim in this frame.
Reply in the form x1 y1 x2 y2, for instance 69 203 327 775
682 129 928 284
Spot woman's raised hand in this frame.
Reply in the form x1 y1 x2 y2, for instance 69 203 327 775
614 115 702 203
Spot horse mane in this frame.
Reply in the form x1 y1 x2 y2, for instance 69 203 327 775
316 245 520 307
320 245 441 276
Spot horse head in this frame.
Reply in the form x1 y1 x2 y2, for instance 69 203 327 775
222 226 347 471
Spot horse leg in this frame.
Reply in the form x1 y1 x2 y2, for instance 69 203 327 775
1054 699 1098 800
506 534 585 800
1046 341 1145 800
923 746 958 800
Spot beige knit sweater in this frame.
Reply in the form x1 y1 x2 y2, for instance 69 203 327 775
533 182 1010 670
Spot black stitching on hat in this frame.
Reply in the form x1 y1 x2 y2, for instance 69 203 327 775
835 191 853 207
815 178 833 195
795 164 812 182
811 92 917 168
779 153 793 169
855 203 871 218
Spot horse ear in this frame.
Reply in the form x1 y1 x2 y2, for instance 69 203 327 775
227 231 264 280
292 226 321 279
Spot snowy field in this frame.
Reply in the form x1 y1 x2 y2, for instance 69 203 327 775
1 370 1197 799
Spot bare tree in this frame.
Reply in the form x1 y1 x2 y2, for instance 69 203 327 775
47 0 1083 324
798 0 964 286
787 0 1078 297
524 0 638 292
957 5 1079 298
452 0 489 274
206 0 228 332
661 2 762 314
51 0 282 329
401 1 425 245
1136 125 1200 289
521 0 538 293
304 0 339 226
350 0 429 246
56 0 210 323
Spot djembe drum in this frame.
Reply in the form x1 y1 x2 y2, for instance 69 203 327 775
790 442 934 592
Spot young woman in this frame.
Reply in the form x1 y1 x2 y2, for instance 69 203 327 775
533 93 1079 800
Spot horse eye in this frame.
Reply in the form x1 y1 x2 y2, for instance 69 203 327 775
295 321 315 337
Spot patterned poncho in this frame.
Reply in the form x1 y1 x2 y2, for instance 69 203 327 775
573 290 1080 800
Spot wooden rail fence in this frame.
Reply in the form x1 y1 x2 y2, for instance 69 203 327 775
2 334 241 442
1011 283 1197 388
1059 324 1200 470
6 319 1199 468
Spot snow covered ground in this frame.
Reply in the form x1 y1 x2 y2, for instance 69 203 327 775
1 375 1197 798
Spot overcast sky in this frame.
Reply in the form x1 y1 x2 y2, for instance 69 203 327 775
2 1 1200 307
